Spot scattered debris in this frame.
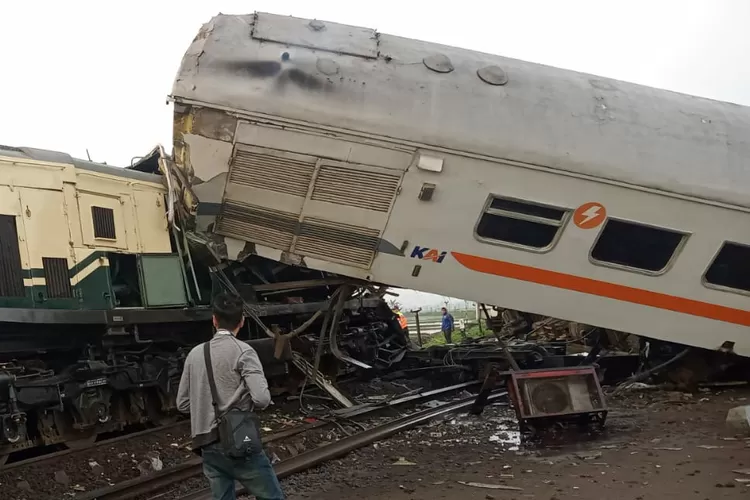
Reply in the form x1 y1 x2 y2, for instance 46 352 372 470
575 451 603 461
137 460 154 476
146 451 163 471
89 460 105 476
654 447 683 451
697 445 722 450
726 405 750 434
54 470 70 486
457 481 523 491
392 457 417 466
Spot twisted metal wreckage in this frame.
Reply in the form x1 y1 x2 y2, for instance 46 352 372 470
129 145 619 433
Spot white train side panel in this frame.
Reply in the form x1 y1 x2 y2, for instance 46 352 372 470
169 12 750 356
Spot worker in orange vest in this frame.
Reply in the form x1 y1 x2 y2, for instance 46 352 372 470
393 307 408 331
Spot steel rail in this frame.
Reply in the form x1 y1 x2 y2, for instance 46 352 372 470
1 420 189 471
183 390 507 500
274 390 507 478
79 382 488 500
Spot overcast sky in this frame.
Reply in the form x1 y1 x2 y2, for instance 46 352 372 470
1 0 747 308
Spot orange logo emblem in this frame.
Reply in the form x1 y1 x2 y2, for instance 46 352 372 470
573 202 607 229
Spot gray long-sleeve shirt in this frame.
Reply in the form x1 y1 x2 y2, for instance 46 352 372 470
176 330 271 449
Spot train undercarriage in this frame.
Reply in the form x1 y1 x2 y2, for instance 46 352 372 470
1 243 746 464
0 254 413 464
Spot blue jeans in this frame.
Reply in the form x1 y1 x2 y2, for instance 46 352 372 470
202 443 285 500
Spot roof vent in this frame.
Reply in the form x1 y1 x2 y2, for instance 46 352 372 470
477 65 508 86
423 54 454 73
308 19 326 31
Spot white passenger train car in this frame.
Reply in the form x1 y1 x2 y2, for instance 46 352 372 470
169 12 750 356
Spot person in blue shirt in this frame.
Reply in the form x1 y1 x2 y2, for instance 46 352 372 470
441 307 455 344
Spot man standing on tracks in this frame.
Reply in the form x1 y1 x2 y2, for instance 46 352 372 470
177 292 285 500
441 307 455 344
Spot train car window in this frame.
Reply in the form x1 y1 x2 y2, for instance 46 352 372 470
704 242 750 292
590 219 684 273
92 206 116 239
489 198 566 221
475 196 568 250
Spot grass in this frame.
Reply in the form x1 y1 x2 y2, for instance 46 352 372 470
420 324 488 347
403 309 475 323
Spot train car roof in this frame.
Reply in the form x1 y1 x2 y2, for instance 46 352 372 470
172 12 750 208
0 144 163 184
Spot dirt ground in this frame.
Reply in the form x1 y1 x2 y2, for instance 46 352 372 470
280 387 750 500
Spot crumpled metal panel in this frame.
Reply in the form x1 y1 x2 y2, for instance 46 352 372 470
293 217 380 269
229 147 316 198
311 164 400 213
216 201 298 250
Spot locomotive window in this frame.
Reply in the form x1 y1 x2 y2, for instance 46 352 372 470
704 242 750 293
475 195 568 250
92 206 116 239
590 219 685 273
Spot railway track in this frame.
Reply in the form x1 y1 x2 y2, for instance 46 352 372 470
1 420 189 471
77 382 495 500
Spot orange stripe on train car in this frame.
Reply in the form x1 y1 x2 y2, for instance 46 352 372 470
451 251 750 327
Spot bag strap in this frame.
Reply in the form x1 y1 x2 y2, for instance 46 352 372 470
203 341 221 419
204 337 257 417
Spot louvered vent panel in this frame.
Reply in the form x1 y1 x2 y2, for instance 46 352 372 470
43 257 73 299
229 149 316 197
91 206 116 239
0 215 24 297
311 165 400 212
294 217 380 268
217 201 298 250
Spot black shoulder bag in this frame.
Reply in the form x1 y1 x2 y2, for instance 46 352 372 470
203 341 263 458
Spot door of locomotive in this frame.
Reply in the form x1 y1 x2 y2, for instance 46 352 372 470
0 212 27 306
0 183 28 306
18 188 78 309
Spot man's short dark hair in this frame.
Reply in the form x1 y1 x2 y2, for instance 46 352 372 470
212 292 244 331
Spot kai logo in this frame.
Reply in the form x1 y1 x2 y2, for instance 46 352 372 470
410 245 448 263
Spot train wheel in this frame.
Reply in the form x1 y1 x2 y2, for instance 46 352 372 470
64 433 97 450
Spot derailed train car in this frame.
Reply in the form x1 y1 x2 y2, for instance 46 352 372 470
167 12 750 357
0 145 408 463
